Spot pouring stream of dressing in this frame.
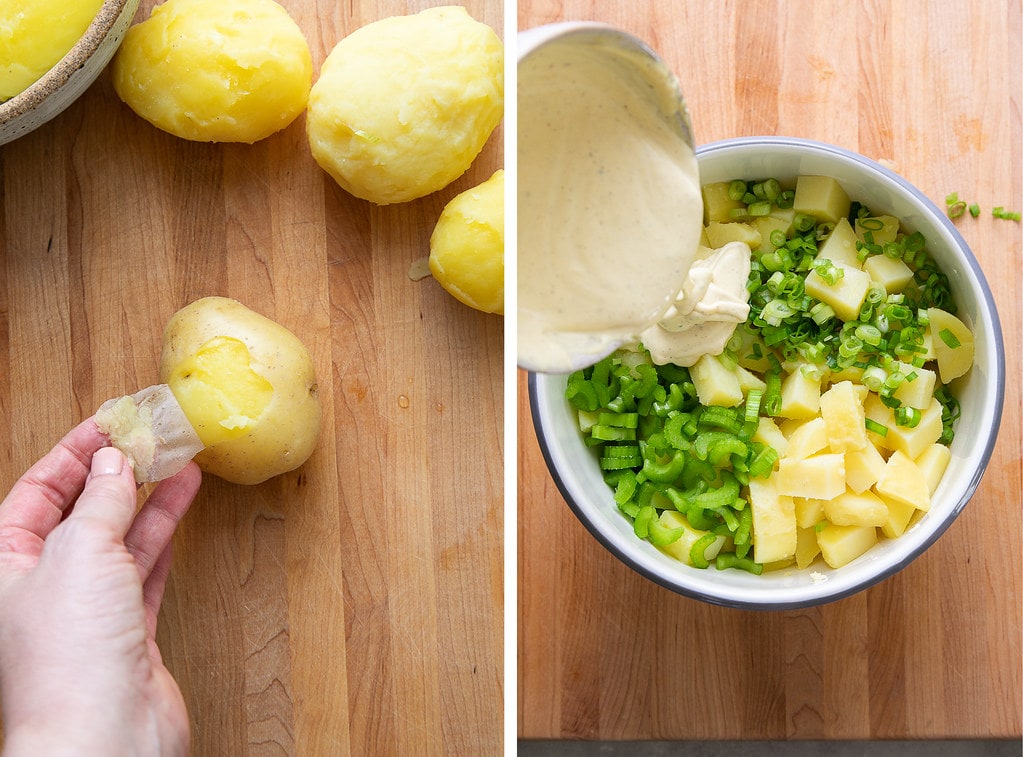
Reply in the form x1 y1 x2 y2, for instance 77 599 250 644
518 24 713 374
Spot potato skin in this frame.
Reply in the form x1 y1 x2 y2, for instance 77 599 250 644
160 297 321 485
306 6 503 204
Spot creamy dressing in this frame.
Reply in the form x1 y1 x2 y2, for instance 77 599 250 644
517 31 704 373
633 241 752 366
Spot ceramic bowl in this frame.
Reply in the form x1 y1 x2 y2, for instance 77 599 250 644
0 0 139 147
528 136 1005 610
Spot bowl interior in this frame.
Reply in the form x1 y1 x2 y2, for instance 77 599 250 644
529 137 1005 610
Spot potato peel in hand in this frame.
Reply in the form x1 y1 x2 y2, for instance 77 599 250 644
95 385 205 484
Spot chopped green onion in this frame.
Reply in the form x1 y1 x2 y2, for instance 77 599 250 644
728 180 747 201
969 203 981 217
938 327 961 349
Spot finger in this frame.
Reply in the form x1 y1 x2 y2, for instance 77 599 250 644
64 446 139 538
0 419 108 542
126 461 201 583
142 541 175 641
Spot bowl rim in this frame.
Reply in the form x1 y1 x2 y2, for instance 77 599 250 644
528 135 1006 610
0 0 133 122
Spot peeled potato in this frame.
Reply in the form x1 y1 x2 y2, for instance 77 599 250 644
429 169 504 314
159 297 321 485
112 0 312 143
306 6 503 204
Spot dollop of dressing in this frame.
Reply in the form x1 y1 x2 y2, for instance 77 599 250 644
633 241 752 366
517 30 705 373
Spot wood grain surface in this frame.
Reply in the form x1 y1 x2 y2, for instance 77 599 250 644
517 0 1022 742
0 1 504 754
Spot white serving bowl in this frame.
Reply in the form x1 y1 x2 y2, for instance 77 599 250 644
529 136 1005 610
0 0 139 147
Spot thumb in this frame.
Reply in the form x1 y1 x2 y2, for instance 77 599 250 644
65 446 139 538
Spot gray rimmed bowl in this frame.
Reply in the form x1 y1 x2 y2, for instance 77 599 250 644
529 136 1005 610
0 0 139 147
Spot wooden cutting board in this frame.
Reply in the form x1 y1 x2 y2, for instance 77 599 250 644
517 0 1021 742
0 1 503 754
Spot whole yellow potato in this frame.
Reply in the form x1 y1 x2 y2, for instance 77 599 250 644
306 5 503 205
159 297 321 485
429 169 504 314
0 0 104 100
112 0 312 143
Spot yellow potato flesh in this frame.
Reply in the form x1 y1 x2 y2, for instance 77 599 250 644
166 336 273 447
429 169 504 314
112 0 312 143
0 0 104 100
306 6 503 204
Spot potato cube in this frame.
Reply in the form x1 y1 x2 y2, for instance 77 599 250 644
784 417 829 460
705 221 761 250
864 393 894 451
864 254 914 294
733 329 774 374
748 477 797 564
915 443 951 494
795 526 822 569
926 308 975 383
753 416 788 458
735 365 767 395
753 215 792 254
778 366 822 419
690 354 744 408
824 488 888 527
656 510 727 566
819 380 868 452
775 453 846 500
805 262 871 322
829 364 865 385
702 181 746 224
878 494 917 539
854 215 900 245
817 523 878 568
844 440 888 494
794 497 826 529
793 175 851 224
875 449 931 512
885 397 943 460
892 362 936 410
816 217 862 268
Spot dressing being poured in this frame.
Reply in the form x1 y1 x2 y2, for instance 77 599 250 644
517 25 749 374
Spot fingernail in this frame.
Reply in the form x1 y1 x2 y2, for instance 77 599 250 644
93 446 125 476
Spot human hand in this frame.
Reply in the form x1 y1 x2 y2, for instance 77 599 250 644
0 419 201 756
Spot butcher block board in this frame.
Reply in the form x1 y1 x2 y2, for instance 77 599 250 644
518 0 1021 742
0 1 503 754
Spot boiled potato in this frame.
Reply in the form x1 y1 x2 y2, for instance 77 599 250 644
429 169 504 314
306 6 503 204
0 0 103 100
160 297 321 485
112 0 312 143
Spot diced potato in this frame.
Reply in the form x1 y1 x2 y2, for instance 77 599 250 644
864 254 914 294
748 477 797 564
875 449 931 512
702 181 746 224
878 493 917 539
690 354 744 408
733 328 774 374
816 218 862 268
778 366 822 419
705 221 762 250
885 397 943 460
735 365 767 395
864 392 894 451
926 308 975 383
775 453 846 500
656 510 727 566
753 417 788 458
915 443 951 494
829 364 866 385
854 215 900 245
804 262 871 322
784 417 829 460
795 526 822 569
819 380 867 452
794 497 826 529
844 440 888 494
824 488 888 527
793 175 851 224
817 523 878 569
892 362 936 410
753 215 792 254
